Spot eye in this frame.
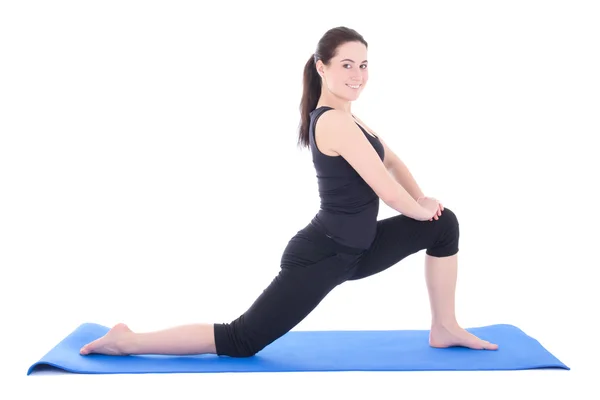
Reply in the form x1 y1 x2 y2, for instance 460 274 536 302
343 64 368 69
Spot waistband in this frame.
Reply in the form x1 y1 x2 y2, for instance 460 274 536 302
300 221 366 255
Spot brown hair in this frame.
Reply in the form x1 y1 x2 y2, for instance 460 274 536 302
297 26 368 149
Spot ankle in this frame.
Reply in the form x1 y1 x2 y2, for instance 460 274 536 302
117 332 138 355
431 318 459 330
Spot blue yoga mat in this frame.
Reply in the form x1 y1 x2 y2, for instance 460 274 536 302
27 323 568 375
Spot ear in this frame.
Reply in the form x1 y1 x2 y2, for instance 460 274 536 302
315 60 325 77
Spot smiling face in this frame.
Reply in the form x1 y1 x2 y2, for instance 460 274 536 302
317 41 369 102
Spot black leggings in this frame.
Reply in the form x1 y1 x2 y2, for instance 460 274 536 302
213 207 460 357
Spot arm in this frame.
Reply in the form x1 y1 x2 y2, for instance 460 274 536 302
320 110 434 221
385 149 425 201
351 115 425 200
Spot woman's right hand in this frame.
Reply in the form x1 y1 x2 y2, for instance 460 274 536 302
416 197 440 221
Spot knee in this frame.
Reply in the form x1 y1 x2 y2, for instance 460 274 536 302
213 319 267 358
426 206 460 257
439 207 459 232
434 206 459 242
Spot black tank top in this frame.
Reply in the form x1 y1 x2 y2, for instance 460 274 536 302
308 106 385 250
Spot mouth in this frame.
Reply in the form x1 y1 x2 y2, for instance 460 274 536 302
346 84 362 89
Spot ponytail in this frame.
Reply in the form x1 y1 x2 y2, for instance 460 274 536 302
297 54 322 149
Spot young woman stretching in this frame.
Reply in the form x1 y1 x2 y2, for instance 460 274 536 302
80 26 498 357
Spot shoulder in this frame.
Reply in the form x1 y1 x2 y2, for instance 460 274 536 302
317 109 378 158
316 107 349 123
316 108 361 140
313 108 361 156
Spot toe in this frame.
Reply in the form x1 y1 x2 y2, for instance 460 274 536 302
80 338 101 355
484 341 498 350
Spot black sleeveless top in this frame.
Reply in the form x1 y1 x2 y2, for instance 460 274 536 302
308 106 385 250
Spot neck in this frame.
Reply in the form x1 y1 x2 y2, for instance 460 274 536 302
317 92 352 114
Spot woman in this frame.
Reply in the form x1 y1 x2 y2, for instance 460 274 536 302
80 26 497 357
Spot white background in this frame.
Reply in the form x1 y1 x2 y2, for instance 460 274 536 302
1 0 599 398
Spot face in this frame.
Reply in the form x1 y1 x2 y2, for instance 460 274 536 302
317 41 368 102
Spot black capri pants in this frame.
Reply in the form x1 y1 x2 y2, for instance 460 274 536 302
213 207 459 357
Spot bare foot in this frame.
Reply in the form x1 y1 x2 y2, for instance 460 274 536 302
429 323 498 350
80 323 134 356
